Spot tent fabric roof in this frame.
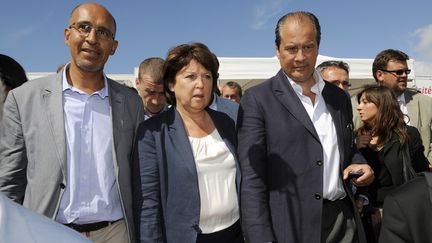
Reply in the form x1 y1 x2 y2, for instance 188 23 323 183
218 54 415 81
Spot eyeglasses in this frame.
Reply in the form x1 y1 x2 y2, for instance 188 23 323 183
380 69 411 76
69 22 115 41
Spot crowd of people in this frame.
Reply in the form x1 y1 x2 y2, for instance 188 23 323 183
0 2 431 243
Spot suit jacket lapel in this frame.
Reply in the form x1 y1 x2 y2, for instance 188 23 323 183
42 73 67 178
109 79 124 169
168 109 198 178
405 91 420 127
272 70 320 141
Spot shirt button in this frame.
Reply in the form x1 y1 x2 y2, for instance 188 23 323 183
316 160 323 166
314 193 322 200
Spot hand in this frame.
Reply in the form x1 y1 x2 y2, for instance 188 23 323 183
343 164 374 186
355 198 365 215
356 131 371 149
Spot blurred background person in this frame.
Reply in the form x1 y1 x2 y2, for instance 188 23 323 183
379 172 432 243
316 60 351 91
134 43 243 243
355 85 429 242
221 81 242 103
135 57 168 120
0 54 28 120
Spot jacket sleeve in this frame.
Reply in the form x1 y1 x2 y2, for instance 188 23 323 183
407 126 429 172
237 91 275 243
0 91 27 203
134 123 166 243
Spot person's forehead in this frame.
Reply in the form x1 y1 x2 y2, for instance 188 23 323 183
223 86 239 92
324 66 348 75
70 4 115 29
386 60 408 67
142 82 164 91
281 17 315 34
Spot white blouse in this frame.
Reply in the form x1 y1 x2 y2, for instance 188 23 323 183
188 129 239 233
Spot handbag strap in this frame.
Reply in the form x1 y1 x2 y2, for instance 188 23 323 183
402 142 417 183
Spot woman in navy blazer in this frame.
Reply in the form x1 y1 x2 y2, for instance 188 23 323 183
133 43 243 243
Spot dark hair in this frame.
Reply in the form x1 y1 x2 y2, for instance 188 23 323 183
211 53 221 96
275 11 321 48
0 54 28 89
223 81 243 98
138 57 165 84
356 85 407 146
372 49 409 81
316 60 350 74
163 43 218 106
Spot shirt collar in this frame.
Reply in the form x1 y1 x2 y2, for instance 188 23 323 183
285 70 325 96
62 63 109 98
398 93 406 104
209 93 218 110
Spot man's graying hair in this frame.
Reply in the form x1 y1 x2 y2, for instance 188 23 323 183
316 60 350 74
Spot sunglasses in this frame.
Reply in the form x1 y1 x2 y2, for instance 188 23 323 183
380 69 411 76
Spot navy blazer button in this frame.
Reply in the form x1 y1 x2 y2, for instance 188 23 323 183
60 183 66 189
314 193 322 200
316 160 323 166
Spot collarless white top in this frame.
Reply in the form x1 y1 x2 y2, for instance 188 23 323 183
188 129 239 233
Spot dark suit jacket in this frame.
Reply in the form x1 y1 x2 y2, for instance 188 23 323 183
133 107 241 243
0 73 144 243
237 70 366 243
379 172 432 243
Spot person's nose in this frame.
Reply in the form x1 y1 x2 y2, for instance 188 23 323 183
85 28 98 44
196 77 205 88
294 49 306 61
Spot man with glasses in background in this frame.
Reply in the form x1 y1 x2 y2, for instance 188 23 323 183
0 3 143 242
353 49 432 167
317 60 351 92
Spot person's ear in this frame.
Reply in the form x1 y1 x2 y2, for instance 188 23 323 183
275 44 281 60
110 40 118 55
169 82 175 92
376 70 385 85
64 27 71 47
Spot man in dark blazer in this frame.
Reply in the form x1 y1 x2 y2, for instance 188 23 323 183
237 11 374 243
0 3 143 243
379 172 432 243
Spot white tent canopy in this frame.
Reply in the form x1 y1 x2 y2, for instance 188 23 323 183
29 55 431 96
217 54 415 81
217 54 417 95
